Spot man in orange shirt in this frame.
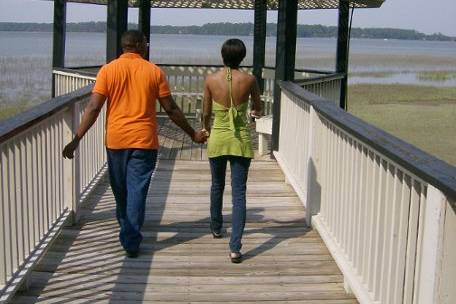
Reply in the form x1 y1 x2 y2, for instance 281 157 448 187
63 30 207 258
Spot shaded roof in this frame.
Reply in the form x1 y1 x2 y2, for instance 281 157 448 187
60 0 385 10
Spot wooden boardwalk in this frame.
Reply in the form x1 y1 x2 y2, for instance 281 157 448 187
12 119 357 303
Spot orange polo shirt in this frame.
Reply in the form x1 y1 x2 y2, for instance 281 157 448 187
92 53 171 149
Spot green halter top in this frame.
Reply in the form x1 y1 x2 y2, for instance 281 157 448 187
207 68 254 159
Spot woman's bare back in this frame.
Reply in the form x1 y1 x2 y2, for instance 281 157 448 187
205 69 255 107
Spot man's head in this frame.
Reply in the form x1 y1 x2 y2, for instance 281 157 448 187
121 30 148 57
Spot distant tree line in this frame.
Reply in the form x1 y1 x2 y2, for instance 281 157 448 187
1 22 454 41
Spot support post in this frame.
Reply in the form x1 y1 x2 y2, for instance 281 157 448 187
336 0 350 110
52 0 66 98
139 0 151 60
253 0 267 93
272 0 297 151
63 105 80 226
107 0 128 63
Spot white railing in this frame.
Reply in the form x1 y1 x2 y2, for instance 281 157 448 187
0 86 107 302
297 73 344 105
54 65 334 118
261 67 318 111
53 69 95 96
274 82 456 304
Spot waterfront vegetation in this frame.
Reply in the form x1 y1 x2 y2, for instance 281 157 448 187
1 22 455 41
348 84 456 166
417 70 456 81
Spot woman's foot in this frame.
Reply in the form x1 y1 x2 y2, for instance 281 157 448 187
229 252 242 264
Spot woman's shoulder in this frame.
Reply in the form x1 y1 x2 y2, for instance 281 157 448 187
205 70 224 83
237 70 255 80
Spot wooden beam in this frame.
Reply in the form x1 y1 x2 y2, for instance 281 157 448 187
139 0 151 60
253 0 267 93
106 0 128 63
272 0 298 152
336 0 350 110
52 0 66 68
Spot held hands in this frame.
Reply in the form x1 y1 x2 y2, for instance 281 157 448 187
249 110 263 119
62 136 80 159
192 129 209 144
249 110 263 122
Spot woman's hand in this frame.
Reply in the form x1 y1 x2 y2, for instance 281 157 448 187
201 128 210 137
193 129 209 143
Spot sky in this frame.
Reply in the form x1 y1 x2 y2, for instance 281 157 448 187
0 0 455 36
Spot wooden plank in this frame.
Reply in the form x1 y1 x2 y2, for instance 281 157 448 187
14 295 357 304
11 125 356 303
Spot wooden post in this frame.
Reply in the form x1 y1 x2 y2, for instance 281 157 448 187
139 0 151 60
63 105 80 226
272 0 297 151
52 0 66 68
107 0 128 63
52 0 66 98
336 0 350 110
253 0 267 93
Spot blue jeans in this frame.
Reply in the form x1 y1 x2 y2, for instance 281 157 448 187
107 148 157 252
209 155 251 253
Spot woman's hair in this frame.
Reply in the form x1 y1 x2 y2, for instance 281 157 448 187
221 39 246 69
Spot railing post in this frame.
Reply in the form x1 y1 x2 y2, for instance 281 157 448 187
305 106 322 226
415 185 446 304
272 0 298 151
62 105 80 225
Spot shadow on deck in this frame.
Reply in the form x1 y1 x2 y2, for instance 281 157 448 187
12 119 357 303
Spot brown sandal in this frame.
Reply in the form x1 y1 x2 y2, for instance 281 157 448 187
230 252 242 264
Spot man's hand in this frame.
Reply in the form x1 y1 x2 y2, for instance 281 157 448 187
250 110 263 119
62 92 105 160
193 129 209 144
62 137 80 159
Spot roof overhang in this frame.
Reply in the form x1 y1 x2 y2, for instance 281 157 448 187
51 0 385 10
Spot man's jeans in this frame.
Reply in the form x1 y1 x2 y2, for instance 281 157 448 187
107 149 157 252
209 155 251 253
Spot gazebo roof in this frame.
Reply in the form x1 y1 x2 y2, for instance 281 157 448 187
59 0 385 10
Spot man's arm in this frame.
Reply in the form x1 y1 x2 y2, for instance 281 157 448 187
62 92 106 159
158 95 207 143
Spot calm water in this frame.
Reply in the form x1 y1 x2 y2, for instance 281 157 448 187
1 31 456 105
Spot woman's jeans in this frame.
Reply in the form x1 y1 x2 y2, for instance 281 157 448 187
107 148 157 253
209 155 251 253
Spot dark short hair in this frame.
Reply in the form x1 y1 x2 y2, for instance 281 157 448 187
121 30 146 51
221 39 246 68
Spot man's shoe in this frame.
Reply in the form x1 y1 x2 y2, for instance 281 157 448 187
210 224 223 238
211 229 223 239
126 250 139 258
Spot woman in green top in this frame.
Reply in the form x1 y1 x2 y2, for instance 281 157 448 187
202 39 262 263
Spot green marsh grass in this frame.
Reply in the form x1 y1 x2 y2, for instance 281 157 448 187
417 71 456 81
348 84 456 166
